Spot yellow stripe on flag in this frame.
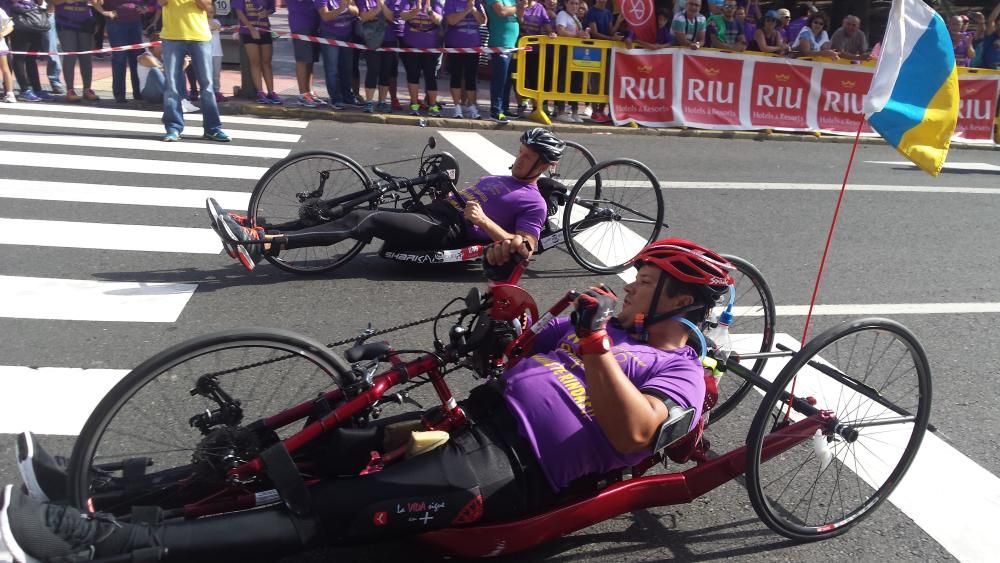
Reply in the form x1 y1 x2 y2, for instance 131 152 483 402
896 66 960 176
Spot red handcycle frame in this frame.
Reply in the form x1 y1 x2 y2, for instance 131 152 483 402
138 261 836 557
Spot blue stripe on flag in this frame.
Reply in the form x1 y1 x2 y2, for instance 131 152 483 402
868 15 955 147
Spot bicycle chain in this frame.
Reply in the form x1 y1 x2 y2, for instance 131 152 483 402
199 309 465 379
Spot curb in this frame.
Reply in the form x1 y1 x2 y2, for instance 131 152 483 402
232 102 1000 152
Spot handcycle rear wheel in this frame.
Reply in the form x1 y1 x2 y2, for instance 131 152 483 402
562 159 664 274
66 329 349 515
745 319 931 541
547 140 596 188
249 151 375 275
705 254 776 426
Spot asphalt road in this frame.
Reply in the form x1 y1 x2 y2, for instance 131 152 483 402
1 106 998 562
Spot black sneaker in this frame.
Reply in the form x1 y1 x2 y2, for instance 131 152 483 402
0 484 162 563
206 197 239 259
16 432 69 503
217 209 265 272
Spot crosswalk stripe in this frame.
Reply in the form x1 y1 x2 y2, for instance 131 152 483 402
0 179 251 209
0 114 301 143
732 302 1000 316
866 160 1000 172
0 218 222 253
0 131 290 159
0 150 268 179
0 275 198 322
0 102 310 128
562 180 1000 195
0 366 128 435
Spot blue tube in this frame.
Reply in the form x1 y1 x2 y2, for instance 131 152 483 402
672 316 707 360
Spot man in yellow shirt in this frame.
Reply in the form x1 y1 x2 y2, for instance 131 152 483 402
157 0 231 142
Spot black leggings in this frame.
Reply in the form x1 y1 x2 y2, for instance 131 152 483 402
10 28 45 93
277 202 465 251
447 52 478 91
403 52 439 90
364 41 398 90
135 386 554 562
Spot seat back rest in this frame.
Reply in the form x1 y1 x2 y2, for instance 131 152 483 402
536 177 568 217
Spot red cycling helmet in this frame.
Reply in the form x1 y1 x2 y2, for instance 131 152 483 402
627 238 735 293
624 238 735 340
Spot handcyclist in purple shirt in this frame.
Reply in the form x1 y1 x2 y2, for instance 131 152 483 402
206 128 560 272
2 238 728 561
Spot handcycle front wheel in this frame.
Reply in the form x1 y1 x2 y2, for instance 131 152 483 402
704 254 776 426
67 329 350 515
562 159 664 274
745 318 931 541
547 140 597 189
249 151 375 275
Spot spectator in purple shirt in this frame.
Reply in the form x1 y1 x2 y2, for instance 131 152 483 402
316 0 358 108
95 0 145 102
358 0 400 113
513 0 552 116
401 0 443 116
443 0 487 119
233 0 282 104
287 0 325 107
51 0 99 101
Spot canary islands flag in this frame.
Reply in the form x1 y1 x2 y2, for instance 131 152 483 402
863 0 959 176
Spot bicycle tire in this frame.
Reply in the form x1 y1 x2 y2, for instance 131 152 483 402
547 140 597 187
745 318 931 541
249 151 375 275
67 329 351 514
562 158 664 274
705 254 777 425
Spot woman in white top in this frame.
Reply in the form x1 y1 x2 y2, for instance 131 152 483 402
795 12 838 59
553 0 588 123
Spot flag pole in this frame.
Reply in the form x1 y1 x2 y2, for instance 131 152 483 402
799 116 865 345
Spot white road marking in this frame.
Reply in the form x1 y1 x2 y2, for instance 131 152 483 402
732 302 1000 317
0 114 301 142
564 179 1000 195
0 150 268 179
0 275 198 322
439 131 515 175
0 366 128 435
0 131 290 159
0 218 222 254
0 179 250 210
441 132 644 282
752 333 1000 563
0 102 309 128
866 160 1000 173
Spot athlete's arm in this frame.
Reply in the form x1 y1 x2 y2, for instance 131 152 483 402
581 352 669 454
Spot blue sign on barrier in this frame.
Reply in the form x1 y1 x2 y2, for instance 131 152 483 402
572 47 603 69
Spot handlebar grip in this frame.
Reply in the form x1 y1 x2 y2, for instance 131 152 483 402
482 241 532 281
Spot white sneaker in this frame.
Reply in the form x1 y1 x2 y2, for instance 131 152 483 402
464 104 480 120
450 105 464 118
2 91 15 103
556 113 576 123
582 105 593 118
572 114 585 123
181 99 200 113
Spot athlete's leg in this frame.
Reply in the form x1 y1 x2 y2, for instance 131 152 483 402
274 207 459 251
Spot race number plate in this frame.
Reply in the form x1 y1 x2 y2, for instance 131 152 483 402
214 0 231 16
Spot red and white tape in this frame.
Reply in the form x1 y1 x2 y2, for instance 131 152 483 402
0 41 160 57
0 31 525 56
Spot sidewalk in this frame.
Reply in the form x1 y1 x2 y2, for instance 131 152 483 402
13 10 999 150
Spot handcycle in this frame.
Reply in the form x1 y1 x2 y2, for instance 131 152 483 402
64 252 930 557
248 137 665 275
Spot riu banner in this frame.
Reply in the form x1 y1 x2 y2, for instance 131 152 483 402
609 48 999 144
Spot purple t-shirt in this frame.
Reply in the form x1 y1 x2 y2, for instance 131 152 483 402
315 0 355 38
382 0 408 41
503 318 705 491
55 0 96 29
101 0 145 23
656 24 672 44
403 2 443 48
232 0 274 34
287 0 320 33
519 2 549 36
446 175 546 242
442 0 482 48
